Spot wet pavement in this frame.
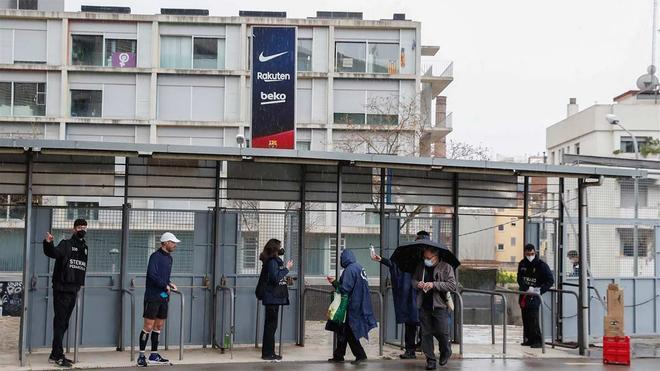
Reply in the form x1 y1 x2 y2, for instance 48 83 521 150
95 358 660 370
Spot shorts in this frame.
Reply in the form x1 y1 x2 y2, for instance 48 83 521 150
143 299 168 320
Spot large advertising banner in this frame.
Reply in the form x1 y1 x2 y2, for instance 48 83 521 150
251 27 296 149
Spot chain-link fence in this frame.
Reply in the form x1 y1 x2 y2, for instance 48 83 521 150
0 205 25 272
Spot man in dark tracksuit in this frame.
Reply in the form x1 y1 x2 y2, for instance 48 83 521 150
137 232 179 367
517 243 554 348
43 218 88 368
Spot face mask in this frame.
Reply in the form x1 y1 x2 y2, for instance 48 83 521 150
76 230 86 239
526 255 535 262
424 259 435 267
278 248 285 256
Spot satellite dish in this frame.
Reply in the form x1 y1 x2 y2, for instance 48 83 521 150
636 73 659 90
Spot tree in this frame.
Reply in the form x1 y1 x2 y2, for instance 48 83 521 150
446 140 491 160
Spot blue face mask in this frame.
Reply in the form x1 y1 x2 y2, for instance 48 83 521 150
424 259 435 267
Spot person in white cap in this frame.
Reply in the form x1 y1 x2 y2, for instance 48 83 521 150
137 232 180 367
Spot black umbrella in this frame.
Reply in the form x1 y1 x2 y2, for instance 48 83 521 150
390 240 460 273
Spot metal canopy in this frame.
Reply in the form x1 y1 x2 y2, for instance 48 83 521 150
0 139 646 178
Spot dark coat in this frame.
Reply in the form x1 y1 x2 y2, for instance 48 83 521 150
380 257 418 324
43 234 88 293
261 256 290 306
517 255 554 309
336 250 377 340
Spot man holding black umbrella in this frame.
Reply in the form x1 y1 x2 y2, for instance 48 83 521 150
412 245 457 370
371 230 430 359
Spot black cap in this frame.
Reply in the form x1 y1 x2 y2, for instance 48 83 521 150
524 243 536 252
73 218 87 228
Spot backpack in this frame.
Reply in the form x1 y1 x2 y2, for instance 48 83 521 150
255 263 268 300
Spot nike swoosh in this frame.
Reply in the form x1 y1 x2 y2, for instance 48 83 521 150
259 51 288 62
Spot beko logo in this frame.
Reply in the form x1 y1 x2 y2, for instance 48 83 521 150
256 72 291 83
258 51 288 62
260 92 287 105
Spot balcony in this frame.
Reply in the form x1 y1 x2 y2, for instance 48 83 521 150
421 59 453 96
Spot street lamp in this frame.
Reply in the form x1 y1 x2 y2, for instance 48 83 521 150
606 113 640 276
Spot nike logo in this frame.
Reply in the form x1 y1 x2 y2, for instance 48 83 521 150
258 51 288 62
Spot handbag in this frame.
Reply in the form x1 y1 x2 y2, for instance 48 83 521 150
273 278 289 299
325 288 348 332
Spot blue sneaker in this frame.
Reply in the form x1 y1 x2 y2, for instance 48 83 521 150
136 354 148 367
148 353 170 365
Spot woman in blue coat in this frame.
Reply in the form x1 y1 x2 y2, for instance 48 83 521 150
327 249 377 365
257 239 293 361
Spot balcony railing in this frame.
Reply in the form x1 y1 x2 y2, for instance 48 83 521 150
421 60 453 78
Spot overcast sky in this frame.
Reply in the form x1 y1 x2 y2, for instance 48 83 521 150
66 0 656 158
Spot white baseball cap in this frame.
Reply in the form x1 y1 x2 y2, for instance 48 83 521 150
160 232 181 243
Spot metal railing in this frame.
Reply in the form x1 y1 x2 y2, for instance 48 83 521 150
495 288 546 354
369 289 384 356
300 287 334 347
214 285 235 358
163 290 184 361
547 288 579 349
460 288 507 354
120 288 136 361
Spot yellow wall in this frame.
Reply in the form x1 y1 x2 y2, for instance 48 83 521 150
494 212 524 264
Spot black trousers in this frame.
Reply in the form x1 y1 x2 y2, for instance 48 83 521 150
404 322 419 352
521 306 542 345
262 305 279 357
51 290 77 359
334 323 367 360
419 307 450 362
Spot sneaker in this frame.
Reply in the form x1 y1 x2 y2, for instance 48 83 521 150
137 354 148 367
350 357 367 365
148 353 170 365
439 348 452 366
399 351 417 359
261 354 282 362
425 359 437 370
54 357 73 368
328 357 345 363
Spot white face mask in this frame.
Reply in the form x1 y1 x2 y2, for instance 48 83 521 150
424 259 435 267
526 255 535 262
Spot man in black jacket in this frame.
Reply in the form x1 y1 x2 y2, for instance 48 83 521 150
43 218 88 368
517 243 554 348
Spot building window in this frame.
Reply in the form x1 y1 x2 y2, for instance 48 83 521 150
510 237 516 246
193 38 225 69
0 82 10 115
296 140 311 151
619 179 649 208
70 90 102 117
334 112 366 125
497 243 505 251
550 151 555 164
241 233 259 272
574 142 580 155
498 225 504 231
620 136 648 153
18 0 38 10
368 43 399 74
71 35 104 66
0 82 46 116
336 41 399 74
161 36 225 69
297 39 312 71
66 201 99 220
329 237 346 272
336 42 366 73
105 39 137 67
618 228 653 257
365 210 380 225
366 114 398 125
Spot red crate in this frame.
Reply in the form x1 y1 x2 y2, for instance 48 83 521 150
603 336 630 366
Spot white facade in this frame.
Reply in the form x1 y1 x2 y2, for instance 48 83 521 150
0 7 452 154
546 93 660 277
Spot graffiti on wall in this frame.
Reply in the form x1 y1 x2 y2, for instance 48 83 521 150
0 281 23 316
